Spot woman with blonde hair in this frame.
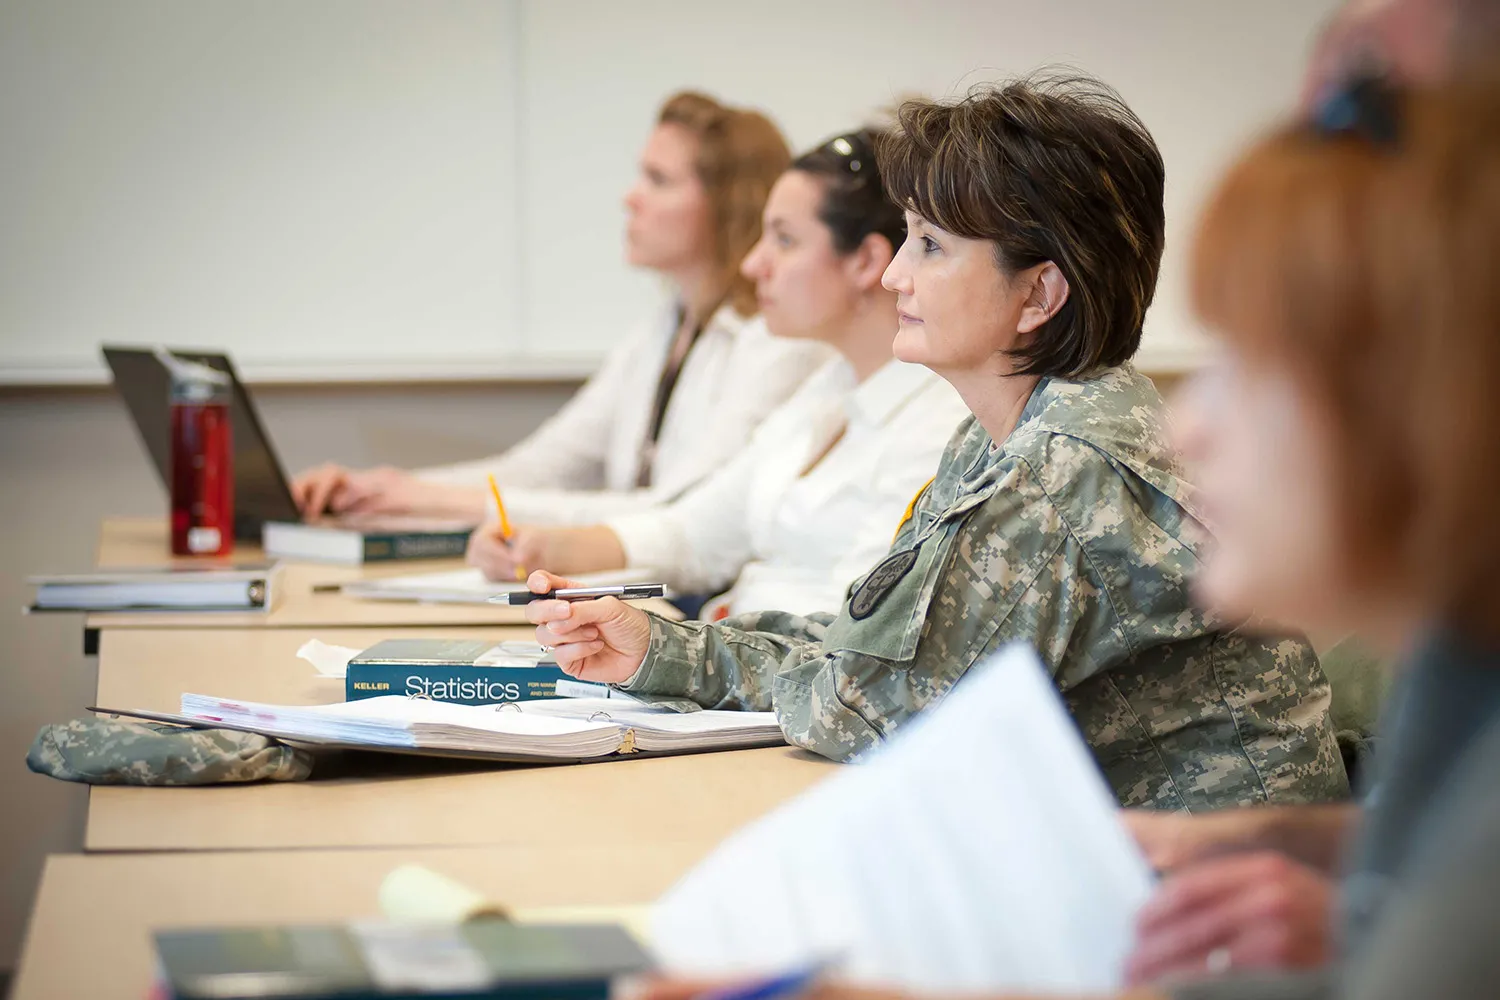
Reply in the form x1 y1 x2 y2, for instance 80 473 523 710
293 91 829 524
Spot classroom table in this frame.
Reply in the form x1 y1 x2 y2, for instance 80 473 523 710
86 740 831 853
96 516 271 568
79 518 679 639
85 626 838 853
14 848 668 1000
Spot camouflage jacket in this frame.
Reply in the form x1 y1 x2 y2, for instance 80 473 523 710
624 365 1348 810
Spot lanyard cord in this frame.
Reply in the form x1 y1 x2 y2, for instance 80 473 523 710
636 301 719 487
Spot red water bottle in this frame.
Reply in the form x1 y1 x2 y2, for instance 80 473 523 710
159 349 235 556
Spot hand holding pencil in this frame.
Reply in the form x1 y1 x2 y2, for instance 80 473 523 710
488 475 526 581
467 491 634 585
463 475 530 583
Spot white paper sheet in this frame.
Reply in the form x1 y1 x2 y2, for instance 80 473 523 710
649 643 1155 993
297 639 364 678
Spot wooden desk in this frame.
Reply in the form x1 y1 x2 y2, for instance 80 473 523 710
87 743 831 852
87 627 836 853
96 517 270 568
84 518 678 631
15 849 668 1000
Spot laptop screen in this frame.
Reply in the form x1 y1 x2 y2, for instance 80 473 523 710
101 346 302 541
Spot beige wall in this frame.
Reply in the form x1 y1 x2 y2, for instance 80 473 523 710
0 381 577 973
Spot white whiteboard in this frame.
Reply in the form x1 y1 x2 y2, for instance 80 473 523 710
0 0 522 383
0 0 1338 383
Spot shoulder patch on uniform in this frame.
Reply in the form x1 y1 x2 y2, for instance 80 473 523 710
892 475 935 543
848 545 920 621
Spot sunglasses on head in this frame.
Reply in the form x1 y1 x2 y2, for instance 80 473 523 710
820 131 873 175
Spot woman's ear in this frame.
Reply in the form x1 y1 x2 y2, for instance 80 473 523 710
846 233 897 293
1016 262 1070 335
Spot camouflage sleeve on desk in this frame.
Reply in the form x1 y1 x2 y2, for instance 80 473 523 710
622 610 837 712
27 718 313 785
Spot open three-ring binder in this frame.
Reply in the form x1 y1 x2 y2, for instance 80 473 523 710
89 694 787 764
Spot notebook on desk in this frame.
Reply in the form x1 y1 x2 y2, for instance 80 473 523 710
92 694 785 764
154 921 653 1000
263 515 474 565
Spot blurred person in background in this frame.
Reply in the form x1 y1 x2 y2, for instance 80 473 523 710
292 91 829 526
1124 0 1500 984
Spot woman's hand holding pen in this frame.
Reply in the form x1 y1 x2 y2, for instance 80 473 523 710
467 525 543 582
522 570 652 683
467 525 627 583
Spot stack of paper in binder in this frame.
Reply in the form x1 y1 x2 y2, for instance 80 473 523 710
169 694 786 760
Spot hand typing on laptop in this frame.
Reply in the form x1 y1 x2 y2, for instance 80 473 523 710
293 463 487 521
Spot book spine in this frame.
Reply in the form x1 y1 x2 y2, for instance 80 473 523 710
361 531 473 563
346 663 571 705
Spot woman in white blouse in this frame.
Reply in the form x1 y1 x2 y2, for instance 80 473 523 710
291 91 830 525
468 130 969 617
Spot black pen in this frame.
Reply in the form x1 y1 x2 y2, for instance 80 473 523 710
500 584 667 606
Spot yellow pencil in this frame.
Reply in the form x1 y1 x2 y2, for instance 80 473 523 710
487 474 526 581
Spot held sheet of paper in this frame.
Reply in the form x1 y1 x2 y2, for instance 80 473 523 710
650 643 1156 993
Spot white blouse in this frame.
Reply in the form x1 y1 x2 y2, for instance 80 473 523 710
418 301 832 524
606 358 970 618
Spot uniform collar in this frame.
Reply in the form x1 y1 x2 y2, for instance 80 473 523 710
950 364 1172 492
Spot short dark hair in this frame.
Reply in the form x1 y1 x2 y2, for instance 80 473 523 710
790 128 906 256
877 74 1167 378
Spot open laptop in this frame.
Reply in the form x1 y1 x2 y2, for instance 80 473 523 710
102 346 302 541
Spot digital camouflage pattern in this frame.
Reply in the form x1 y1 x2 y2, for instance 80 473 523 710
28 718 312 785
624 365 1349 810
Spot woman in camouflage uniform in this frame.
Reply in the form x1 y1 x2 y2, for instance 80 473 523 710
523 75 1347 812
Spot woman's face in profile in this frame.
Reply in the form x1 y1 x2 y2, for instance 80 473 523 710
880 211 1039 378
1173 357 1351 635
622 123 712 274
740 171 864 342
